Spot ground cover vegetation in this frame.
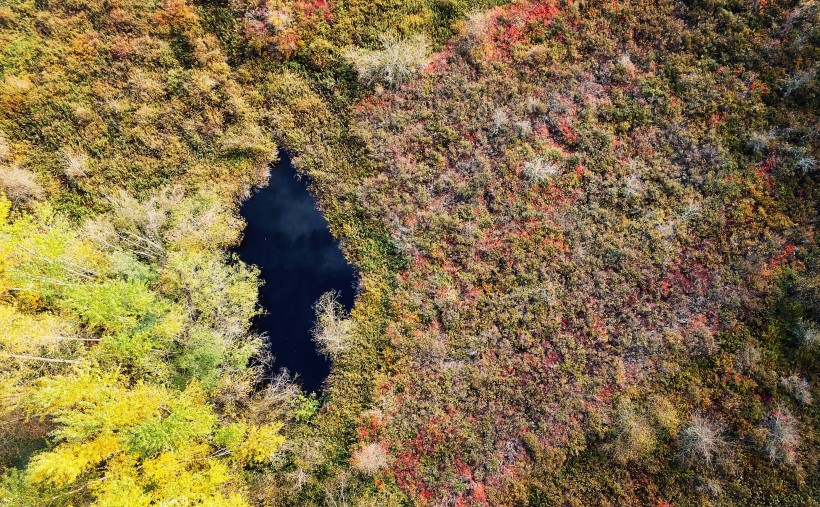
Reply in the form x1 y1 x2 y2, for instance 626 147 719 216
0 0 817 505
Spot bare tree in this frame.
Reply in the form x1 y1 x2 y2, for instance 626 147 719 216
312 291 353 360
0 132 10 162
62 148 89 179
780 375 813 406
344 33 430 89
0 165 44 203
678 413 726 466
522 157 560 185
763 407 800 465
351 442 390 475
83 189 180 260
461 10 493 46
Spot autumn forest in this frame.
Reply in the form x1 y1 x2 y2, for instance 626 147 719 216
0 0 817 505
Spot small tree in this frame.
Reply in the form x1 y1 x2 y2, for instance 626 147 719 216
344 33 430 89
312 291 353 360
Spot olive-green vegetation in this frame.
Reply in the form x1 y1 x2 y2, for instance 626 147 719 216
0 0 817 505
0 0 275 213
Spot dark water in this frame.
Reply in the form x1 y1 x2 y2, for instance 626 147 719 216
235 153 356 393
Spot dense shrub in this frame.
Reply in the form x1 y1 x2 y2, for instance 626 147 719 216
346 0 818 503
0 0 275 212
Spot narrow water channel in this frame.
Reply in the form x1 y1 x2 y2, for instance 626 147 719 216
235 153 356 393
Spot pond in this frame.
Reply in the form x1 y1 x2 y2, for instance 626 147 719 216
234 153 356 393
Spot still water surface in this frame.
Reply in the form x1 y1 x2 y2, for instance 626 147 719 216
235 153 356 392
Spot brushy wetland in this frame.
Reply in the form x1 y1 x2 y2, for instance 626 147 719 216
0 0 817 505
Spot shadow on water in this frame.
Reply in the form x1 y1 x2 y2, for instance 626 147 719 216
234 153 356 393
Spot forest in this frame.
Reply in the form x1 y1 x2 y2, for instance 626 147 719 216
0 0 817 505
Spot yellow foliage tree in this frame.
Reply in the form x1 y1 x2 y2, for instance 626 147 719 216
10 368 284 505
